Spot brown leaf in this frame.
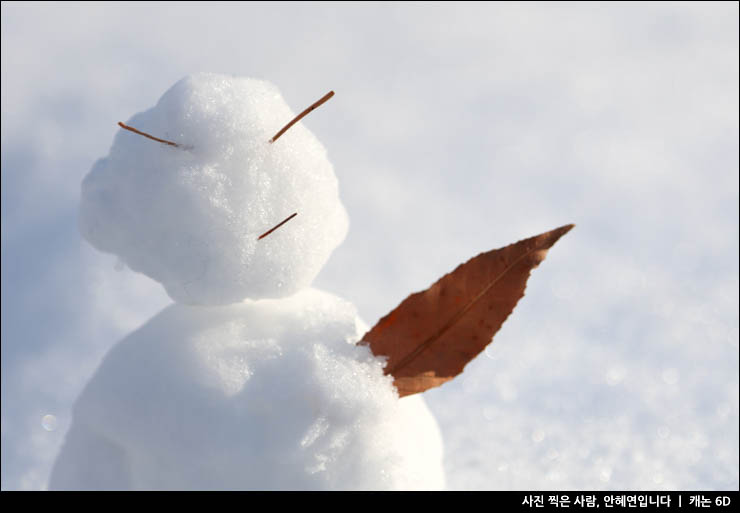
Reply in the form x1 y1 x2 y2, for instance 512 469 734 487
359 224 574 397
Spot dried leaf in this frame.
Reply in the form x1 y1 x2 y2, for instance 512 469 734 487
359 224 574 397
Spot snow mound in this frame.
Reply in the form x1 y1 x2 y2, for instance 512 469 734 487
79 73 349 305
49 289 445 490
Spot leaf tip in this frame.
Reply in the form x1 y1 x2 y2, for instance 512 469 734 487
539 223 575 249
555 223 575 237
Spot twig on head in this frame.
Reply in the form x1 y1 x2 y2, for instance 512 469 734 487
118 122 181 148
269 91 334 143
258 212 298 240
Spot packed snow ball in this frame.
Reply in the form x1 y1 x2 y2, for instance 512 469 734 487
49 289 445 490
79 73 349 305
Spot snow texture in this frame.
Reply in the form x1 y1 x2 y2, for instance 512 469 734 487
49 289 445 490
3 3 736 492
79 73 349 305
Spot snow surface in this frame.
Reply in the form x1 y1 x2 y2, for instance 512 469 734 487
49 288 445 490
2 2 737 491
79 73 349 305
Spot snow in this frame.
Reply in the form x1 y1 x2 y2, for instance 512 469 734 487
49 288 444 490
79 73 349 305
1 2 737 492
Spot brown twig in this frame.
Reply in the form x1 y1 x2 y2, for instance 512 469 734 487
118 122 180 147
258 212 298 240
269 91 334 143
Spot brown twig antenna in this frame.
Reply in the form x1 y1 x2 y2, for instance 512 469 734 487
269 91 334 143
258 212 298 240
118 122 180 147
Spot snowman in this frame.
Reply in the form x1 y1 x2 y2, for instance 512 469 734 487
49 73 445 490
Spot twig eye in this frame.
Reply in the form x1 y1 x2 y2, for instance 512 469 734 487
117 122 181 148
269 91 334 143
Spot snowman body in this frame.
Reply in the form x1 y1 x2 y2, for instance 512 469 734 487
50 289 444 490
50 74 445 490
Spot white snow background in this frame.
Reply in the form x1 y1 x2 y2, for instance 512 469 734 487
1 2 737 490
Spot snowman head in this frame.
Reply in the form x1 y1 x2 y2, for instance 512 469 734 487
79 73 349 305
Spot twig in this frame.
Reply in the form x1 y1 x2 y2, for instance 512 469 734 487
269 91 334 143
118 122 180 147
258 212 298 240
